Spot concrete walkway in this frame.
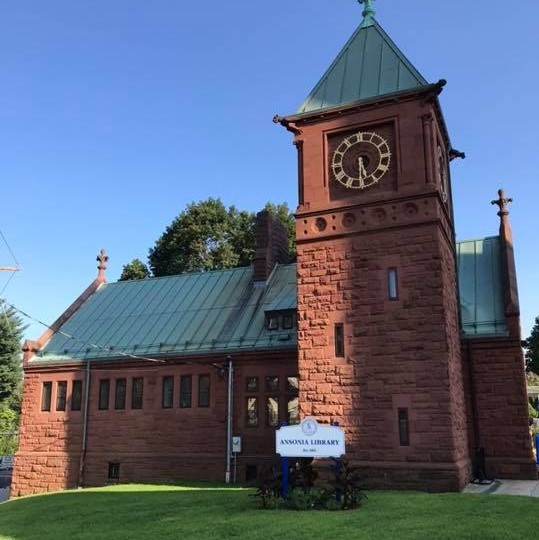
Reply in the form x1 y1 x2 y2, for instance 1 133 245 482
463 479 539 497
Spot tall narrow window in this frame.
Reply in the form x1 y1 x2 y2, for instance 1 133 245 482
388 268 399 301
287 397 299 425
266 397 279 427
115 378 126 410
246 397 258 427
41 382 52 412
180 375 192 408
198 374 210 407
108 462 120 481
398 408 410 446
131 377 144 409
99 379 110 410
71 380 82 411
335 323 345 357
162 376 174 408
56 381 67 411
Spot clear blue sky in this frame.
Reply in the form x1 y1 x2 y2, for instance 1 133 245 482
1 0 538 341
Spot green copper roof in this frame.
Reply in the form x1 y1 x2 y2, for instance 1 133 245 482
457 237 507 336
297 18 428 114
31 236 506 363
32 264 297 363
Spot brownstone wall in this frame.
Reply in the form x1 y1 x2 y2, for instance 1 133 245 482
462 338 536 479
12 352 297 496
296 223 470 491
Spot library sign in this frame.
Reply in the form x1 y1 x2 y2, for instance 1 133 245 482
276 417 345 458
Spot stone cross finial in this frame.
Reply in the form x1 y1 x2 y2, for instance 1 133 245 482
359 0 376 22
96 249 109 282
491 189 513 218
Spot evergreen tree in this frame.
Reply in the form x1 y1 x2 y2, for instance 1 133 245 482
525 316 539 374
0 303 24 410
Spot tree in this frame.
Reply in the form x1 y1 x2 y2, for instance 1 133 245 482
147 198 295 277
525 316 539 374
118 259 150 281
0 304 24 410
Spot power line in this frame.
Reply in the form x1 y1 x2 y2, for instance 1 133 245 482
1 298 164 364
0 229 20 267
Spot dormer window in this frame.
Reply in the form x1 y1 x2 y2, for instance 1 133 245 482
265 309 296 331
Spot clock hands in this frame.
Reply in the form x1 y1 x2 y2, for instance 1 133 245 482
357 156 367 188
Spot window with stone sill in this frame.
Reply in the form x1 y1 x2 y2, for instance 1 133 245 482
71 380 82 411
162 376 174 409
98 379 110 410
131 377 143 409
246 397 258 427
115 378 126 410
180 375 192 408
56 381 67 411
41 381 52 412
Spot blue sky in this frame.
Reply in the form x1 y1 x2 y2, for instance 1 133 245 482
0 0 538 341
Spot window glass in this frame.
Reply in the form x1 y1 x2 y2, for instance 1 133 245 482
99 379 110 410
41 382 52 412
246 377 258 392
267 397 279 427
56 381 67 411
335 323 345 357
246 397 258 427
265 376 279 392
131 377 144 409
162 376 174 408
282 313 293 330
398 408 410 446
287 376 299 393
287 396 300 425
115 378 126 410
198 374 210 407
108 462 120 480
267 315 279 330
180 375 192 408
388 268 399 300
71 380 82 411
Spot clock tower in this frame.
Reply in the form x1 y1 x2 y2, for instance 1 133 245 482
276 1 472 490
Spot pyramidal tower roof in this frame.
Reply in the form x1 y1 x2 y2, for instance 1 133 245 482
297 1 428 114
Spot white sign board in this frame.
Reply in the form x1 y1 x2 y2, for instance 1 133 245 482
232 436 242 453
276 417 345 458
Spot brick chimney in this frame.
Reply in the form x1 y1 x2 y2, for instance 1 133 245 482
252 210 289 282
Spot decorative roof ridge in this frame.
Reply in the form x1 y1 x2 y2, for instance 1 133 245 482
22 250 109 365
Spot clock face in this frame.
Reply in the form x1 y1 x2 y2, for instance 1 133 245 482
331 131 391 189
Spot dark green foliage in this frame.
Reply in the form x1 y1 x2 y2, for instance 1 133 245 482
118 259 150 281
146 199 295 277
0 304 24 409
330 460 367 510
253 459 365 511
525 317 539 374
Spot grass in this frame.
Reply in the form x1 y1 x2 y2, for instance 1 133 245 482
1 483 539 540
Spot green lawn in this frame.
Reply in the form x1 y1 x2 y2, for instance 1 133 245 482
1 484 538 540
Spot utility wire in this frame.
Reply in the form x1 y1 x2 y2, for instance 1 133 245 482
1 298 164 364
0 228 20 267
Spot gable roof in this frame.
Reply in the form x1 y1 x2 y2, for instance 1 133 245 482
297 18 428 114
31 264 297 364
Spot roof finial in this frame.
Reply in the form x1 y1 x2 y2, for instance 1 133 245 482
491 188 513 218
359 0 376 27
96 249 109 283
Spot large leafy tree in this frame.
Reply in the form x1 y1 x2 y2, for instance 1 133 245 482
0 304 24 410
145 198 294 277
525 316 539 374
118 259 150 281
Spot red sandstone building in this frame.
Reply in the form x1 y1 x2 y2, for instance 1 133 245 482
12 4 536 496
